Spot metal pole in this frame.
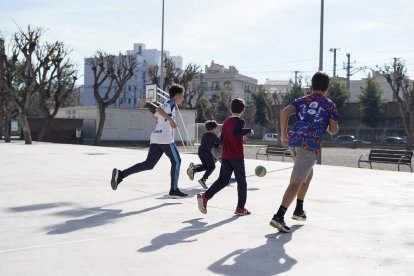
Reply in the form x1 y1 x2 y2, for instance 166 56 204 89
317 0 324 165
159 0 165 90
318 0 324 72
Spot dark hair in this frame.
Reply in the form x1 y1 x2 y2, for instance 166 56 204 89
168 84 185 98
231 98 245 114
205 120 218 131
311 71 330 91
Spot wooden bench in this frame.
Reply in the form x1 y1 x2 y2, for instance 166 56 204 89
256 145 292 162
358 149 413 172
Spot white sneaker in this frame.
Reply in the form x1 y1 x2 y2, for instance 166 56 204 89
187 163 195 181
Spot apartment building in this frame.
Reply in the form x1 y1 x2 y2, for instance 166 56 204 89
200 61 258 103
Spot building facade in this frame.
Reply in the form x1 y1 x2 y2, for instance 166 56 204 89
80 43 183 108
199 61 257 103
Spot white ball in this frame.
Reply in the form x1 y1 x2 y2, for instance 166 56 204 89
255 165 267 177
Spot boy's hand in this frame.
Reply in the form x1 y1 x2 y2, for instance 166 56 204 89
168 118 177 128
281 137 289 148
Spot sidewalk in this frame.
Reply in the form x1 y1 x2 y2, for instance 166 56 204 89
0 141 413 276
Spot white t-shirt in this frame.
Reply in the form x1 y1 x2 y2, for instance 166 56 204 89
150 98 176 144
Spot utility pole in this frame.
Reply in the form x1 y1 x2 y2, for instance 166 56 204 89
345 53 351 90
294 71 300 84
330 48 339 77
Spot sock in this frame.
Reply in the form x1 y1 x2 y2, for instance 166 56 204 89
275 205 287 219
294 199 304 214
118 170 124 183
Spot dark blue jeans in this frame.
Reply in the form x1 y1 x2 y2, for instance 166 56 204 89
205 158 247 209
122 143 181 192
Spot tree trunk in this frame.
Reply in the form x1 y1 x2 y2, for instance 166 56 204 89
3 117 11 142
94 107 106 146
36 116 53 141
19 111 32 144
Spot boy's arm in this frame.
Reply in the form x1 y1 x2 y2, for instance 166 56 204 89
327 104 339 135
233 119 253 137
327 118 339 135
280 105 296 148
156 106 177 128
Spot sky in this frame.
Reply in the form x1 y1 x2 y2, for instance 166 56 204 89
1 0 414 84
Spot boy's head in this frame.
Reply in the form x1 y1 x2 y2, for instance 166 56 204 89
311 72 330 92
231 98 245 114
205 120 218 131
168 84 184 104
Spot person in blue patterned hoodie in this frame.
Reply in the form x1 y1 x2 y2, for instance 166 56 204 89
270 72 339 233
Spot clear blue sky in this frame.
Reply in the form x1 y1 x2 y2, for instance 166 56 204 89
1 0 413 84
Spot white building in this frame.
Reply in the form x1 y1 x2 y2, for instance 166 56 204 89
56 106 196 143
348 72 395 103
263 79 293 94
80 43 183 108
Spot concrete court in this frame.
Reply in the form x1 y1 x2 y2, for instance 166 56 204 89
0 141 413 276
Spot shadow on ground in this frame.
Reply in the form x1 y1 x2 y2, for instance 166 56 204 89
208 225 303 276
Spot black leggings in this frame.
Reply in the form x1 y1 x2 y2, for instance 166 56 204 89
194 151 216 180
122 143 181 192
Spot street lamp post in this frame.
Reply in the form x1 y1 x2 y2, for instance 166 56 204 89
319 0 324 72
159 0 165 90
317 0 324 165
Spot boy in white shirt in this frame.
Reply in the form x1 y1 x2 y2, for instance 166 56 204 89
111 84 187 198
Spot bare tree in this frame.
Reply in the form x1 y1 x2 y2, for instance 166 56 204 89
147 57 200 108
0 26 49 144
35 43 78 140
180 64 200 109
88 51 138 145
379 59 414 149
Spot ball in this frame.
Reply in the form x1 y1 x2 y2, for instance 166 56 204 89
255 165 267 177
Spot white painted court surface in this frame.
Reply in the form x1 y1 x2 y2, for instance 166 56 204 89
0 142 413 276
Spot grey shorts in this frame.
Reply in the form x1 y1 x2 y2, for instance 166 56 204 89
289 147 317 182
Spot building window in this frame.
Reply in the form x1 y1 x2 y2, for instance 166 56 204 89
211 82 219 91
224 81 232 91
104 112 117 129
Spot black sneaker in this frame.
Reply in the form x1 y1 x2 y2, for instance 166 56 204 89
292 210 307 221
187 163 195 181
168 189 188 199
198 178 208 189
270 216 291 233
111 168 122 190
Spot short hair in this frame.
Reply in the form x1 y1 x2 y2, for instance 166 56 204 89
168 84 185 98
311 72 330 91
231 98 245 114
205 120 218 131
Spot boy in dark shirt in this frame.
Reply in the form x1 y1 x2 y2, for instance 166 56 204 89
187 120 221 189
197 98 254 216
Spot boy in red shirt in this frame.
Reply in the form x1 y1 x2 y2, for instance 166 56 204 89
197 98 254 216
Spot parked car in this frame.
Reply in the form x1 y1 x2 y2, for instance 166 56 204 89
262 133 278 142
383 136 407 145
332 135 371 148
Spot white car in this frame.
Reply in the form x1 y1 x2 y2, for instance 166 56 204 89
262 133 278 142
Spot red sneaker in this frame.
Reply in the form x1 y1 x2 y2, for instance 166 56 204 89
234 207 251 216
197 193 208 214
